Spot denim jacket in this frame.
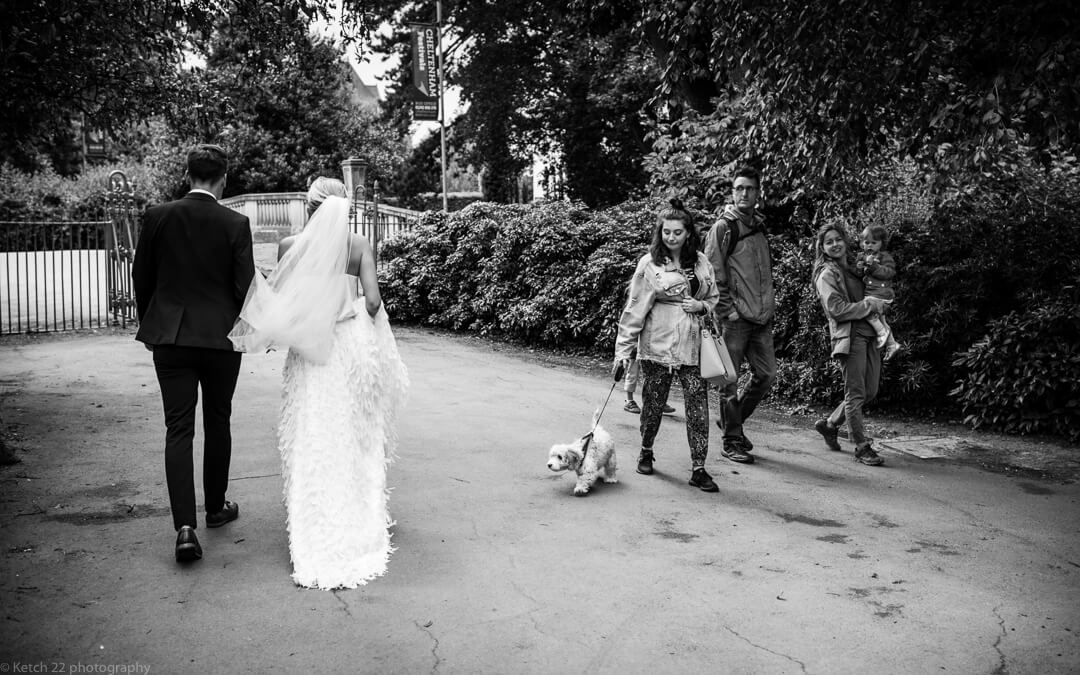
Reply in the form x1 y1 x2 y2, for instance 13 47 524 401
814 261 878 357
615 252 720 368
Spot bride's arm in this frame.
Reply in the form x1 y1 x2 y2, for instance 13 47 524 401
350 234 381 317
277 235 295 261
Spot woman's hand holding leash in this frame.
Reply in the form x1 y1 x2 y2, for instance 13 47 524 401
612 359 629 382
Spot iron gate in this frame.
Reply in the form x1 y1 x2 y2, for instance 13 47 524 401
0 170 140 335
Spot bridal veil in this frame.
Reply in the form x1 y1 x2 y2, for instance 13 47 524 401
228 195 355 363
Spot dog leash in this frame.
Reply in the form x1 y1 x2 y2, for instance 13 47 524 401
579 363 626 464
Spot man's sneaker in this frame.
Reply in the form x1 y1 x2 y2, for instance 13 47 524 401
854 444 884 466
688 468 719 492
662 404 676 416
636 449 655 475
721 437 754 464
814 418 842 452
624 399 641 414
714 421 752 451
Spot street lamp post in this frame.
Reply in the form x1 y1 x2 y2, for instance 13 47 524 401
340 158 368 202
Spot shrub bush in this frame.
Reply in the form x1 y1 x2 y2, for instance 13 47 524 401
379 199 654 352
767 153 1080 422
378 176 1080 441
0 161 158 221
951 291 1080 441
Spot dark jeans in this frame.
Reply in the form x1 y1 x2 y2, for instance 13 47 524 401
639 360 710 468
719 318 776 439
153 345 242 530
827 333 881 447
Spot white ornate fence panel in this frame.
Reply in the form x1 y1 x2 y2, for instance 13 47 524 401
222 192 424 265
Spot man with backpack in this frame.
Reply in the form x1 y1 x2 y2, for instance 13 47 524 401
702 166 776 464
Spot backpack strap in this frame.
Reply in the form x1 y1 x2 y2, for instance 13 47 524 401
719 213 743 258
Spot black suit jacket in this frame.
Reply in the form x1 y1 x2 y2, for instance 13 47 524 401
133 192 255 350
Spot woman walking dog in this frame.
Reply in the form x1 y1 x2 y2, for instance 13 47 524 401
613 199 721 491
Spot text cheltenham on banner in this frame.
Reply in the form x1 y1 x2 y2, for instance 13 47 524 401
410 23 439 121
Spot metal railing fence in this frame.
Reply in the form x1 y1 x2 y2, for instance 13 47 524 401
1 178 424 335
0 170 140 335
349 183 421 264
1 220 114 334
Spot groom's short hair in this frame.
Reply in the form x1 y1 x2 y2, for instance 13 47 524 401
187 144 229 183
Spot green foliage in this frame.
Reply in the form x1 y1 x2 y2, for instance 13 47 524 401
379 180 1080 441
951 292 1080 441
0 162 157 221
367 1 655 206
764 152 1080 426
378 199 654 350
1 0 358 173
201 28 405 196
635 0 1079 211
386 132 443 209
529 27 658 207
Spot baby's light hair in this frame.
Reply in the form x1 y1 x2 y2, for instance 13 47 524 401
861 224 890 248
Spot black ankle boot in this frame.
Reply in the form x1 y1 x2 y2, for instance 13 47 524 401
636 449 655 475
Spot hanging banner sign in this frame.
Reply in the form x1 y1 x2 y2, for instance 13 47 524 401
413 100 439 121
410 23 440 120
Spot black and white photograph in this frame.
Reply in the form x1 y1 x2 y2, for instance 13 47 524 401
1 1 1078 673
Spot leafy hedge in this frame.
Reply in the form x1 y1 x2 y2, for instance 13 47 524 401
379 193 1080 441
0 161 158 221
951 292 1080 441
379 199 652 351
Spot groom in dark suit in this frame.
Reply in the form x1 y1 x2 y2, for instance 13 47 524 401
133 144 255 563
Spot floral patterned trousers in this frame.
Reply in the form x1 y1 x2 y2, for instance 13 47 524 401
639 360 710 469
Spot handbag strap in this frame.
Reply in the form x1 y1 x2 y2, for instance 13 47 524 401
699 313 720 334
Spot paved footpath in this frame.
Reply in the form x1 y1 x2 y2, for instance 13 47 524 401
1 328 1078 674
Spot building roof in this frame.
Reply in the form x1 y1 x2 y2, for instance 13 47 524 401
347 64 382 110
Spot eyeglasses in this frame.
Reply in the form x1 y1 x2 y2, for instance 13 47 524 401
733 186 758 194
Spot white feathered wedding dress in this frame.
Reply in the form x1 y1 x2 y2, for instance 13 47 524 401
229 196 408 589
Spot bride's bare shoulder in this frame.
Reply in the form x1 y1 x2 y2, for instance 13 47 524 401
347 233 372 275
277 235 298 260
350 232 372 254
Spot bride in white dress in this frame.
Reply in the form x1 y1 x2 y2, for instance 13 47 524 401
229 177 409 589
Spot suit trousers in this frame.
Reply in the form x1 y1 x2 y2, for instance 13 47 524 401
153 345 242 530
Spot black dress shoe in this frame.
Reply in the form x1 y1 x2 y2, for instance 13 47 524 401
206 501 239 528
175 526 202 563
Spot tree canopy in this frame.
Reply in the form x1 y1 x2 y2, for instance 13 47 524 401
350 0 1079 211
0 0 367 173
623 0 1080 213
362 0 659 205
200 21 404 196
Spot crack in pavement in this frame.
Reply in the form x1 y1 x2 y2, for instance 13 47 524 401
415 619 442 672
991 605 1008 675
331 590 353 618
723 625 809 674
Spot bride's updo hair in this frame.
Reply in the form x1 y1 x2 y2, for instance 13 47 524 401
306 176 348 217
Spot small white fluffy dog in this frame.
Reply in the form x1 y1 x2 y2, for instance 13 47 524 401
546 412 617 496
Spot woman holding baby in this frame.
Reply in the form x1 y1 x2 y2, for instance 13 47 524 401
613 199 721 492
